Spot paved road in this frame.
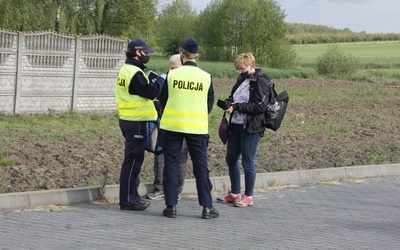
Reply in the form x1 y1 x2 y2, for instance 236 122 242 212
1 176 399 250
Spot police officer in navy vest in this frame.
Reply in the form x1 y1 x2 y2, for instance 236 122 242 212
115 38 163 211
159 38 219 219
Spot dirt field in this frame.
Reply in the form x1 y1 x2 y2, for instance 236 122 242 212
1 78 399 193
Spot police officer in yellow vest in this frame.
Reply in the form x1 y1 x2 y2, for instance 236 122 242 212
115 38 163 211
159 38 219 219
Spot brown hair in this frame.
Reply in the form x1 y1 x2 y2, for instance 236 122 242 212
180 47 198 60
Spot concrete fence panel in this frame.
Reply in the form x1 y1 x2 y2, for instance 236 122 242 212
0 30 127 114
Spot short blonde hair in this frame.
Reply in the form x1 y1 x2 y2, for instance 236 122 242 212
234 53 255 69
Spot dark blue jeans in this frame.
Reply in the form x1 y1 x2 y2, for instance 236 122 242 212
226 124 261 196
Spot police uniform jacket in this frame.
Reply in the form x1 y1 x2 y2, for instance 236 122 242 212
159 61 214 134
115 58 163 121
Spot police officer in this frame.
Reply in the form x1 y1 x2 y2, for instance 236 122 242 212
115 38 163 211
159 38 219 219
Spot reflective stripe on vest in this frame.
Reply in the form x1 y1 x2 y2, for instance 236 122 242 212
160 65 211 134
115 64 157 121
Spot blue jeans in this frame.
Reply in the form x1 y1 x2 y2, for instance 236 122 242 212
226 124 261 196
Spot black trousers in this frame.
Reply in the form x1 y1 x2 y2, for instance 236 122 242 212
153 139 188 193
160 130 213 207
118 119 146 206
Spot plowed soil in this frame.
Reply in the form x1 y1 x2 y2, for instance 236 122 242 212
1 78 399 193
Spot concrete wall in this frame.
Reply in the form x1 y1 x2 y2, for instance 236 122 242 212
0 30 127 114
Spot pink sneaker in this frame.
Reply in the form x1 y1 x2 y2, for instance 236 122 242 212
234 194 253 207
217 190 241 203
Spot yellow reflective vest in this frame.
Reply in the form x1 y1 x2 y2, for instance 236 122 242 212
160 65 211 134
115 64 157 121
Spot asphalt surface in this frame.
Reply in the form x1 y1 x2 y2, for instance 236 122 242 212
1 175 399 249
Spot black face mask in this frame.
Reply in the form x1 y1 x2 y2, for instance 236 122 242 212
139 54 150 64
240 71 250 78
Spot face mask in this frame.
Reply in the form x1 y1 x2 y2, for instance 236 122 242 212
240 71 250 78
139 54 150 64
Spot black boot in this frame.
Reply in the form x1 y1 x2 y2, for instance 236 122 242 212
120 200 150 211
202 206 219 219
163 205 177 218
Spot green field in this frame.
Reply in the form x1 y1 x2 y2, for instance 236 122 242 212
146 55 312 80
146 56 239 78
295 41 400 69
146 41 400 83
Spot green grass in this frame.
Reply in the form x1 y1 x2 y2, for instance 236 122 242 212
1 111 119 142
291 41 400 84
147 56 241 78
295 41 400 69
147 55 317 80
0 152 14 166
283 83 382 105
147 41 400 83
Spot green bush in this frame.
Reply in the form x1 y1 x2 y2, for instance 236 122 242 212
262 39 297 69
316 45 359 78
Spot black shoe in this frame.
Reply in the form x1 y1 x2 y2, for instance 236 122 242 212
120 200 150 211
202 206 219 219
163 205 177 218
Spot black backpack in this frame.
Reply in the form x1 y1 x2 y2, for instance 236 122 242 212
264 82 289 131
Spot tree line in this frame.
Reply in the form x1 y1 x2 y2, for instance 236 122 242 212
1 0 397 68
1 0 159 38
0 0 296 68
286 23 400 44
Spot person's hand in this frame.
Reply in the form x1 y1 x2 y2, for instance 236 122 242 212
226 105 234 115
224 100 232 109
153 98 162 111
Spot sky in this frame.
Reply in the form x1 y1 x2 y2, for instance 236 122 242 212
190 0 400 34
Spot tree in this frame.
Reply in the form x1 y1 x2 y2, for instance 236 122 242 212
98 0 159 38
196 0 296 68
154 0 197 55
0 0 159 39
192 0 225 60
0 0 59 31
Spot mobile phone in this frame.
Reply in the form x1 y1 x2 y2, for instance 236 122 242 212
148 70 158 83
217 99 229 110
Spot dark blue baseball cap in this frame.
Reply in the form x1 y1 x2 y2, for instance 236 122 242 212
181 38 198 53
128 38 154 54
